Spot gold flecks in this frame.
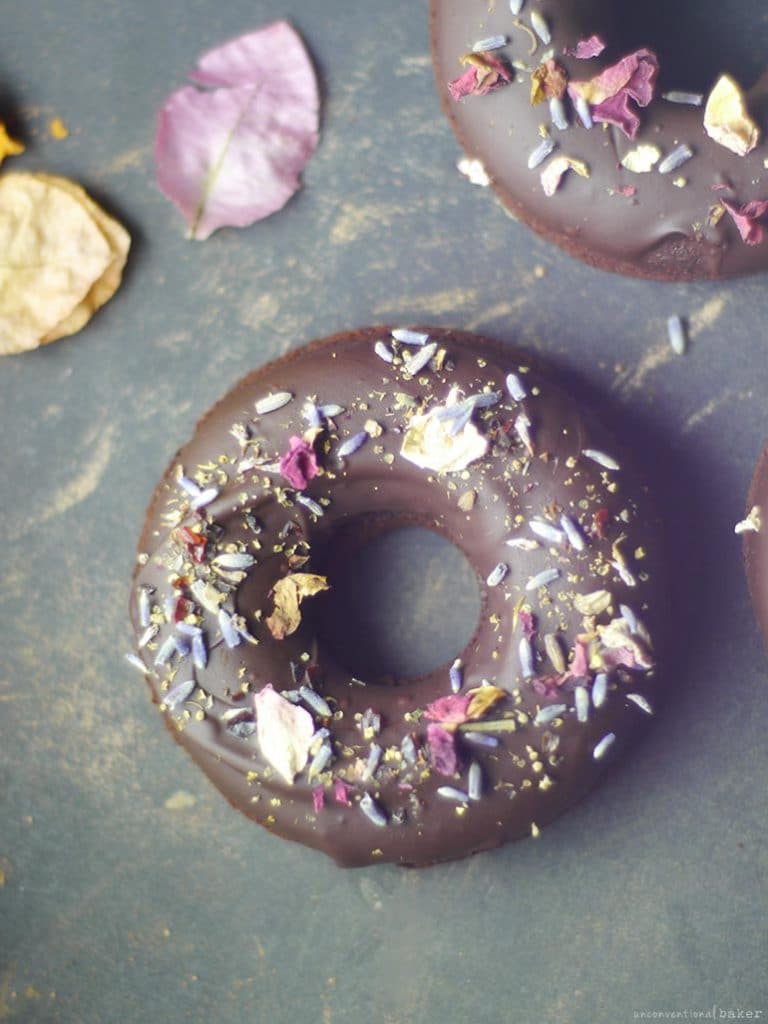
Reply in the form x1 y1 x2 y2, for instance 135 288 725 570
458 489 477 511
49 116 69 139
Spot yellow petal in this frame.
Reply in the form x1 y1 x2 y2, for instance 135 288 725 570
704 74 759 156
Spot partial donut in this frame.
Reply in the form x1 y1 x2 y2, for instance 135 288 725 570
129 327 664 866
430 1 768 280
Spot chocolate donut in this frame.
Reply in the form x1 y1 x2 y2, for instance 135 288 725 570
741 448 768 645
430 1 768 280
129 327 663 867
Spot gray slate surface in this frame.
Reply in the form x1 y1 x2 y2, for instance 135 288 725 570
1 2 767 1022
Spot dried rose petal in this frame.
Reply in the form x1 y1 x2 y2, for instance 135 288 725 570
564 35 606 59
530 60 568 105
253 684 315 784
312 786 325 813
569 49 659 140
279 435 319 490
424 693 472 724
569 640 590 679
448 51 513 101
333 778 353 806
721 198 768 245
426 723 459 776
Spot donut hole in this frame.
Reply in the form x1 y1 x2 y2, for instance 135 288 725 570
311 523 481 683
606 0 768 92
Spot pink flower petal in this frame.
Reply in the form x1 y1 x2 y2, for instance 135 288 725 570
424 693 471 724
448 53 513 101
312 785 325 813
426 723 459 776
569 640 590 679
721 198 768 245
155 21 319 239
569 49 658 140
519 609 537 639
333 778 353 806
564 35 606 59
279 435 319 490
253 684 315 784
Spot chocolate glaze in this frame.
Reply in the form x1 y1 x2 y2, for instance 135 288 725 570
430 1 768 280
130 327 664 867
743 445 768 646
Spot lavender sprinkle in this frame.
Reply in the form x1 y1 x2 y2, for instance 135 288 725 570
487 562 509 587
392 328 429 346
662 91 703 106
360 792 388 826
302 401 322 428
658 143 694 175
163 679 195 711
468 761 483 801
360 709 381 736
473 35 507 52
449 658 464 694
593 732 616 760
619 604 638 633
295 495 323 518
191 632 207 669
463 732 499 749
506 537 540 551
626 693 653 715
176 622 201 637
549 96 568 130
255 391 292 415
320 404 345 420
613 561 637 588
218 609 241 649
531 9 551 44
582 448 620 471
515 412 534 454
362 744 382 782
125 653 147 673
138 625 157 648
530 519 565 545
534 703 567 726
138 587 152 629
560 514 586 551
309 742 332 778
401 734 417 765
337 431 369 458
154 635 177 667
510 0 524 14
177 474 201 497
374 340 394 363
574 94 593 129
592 672 608 708
191 487 219 511
574 685 589 723
300 687 333 718
525 568 560 591
213 552 254 571
403 341 438 376
667 314 687 355
437 786 470 804
519 636 535 677
506 372 527 401
527 136 556 170
470 390 502 409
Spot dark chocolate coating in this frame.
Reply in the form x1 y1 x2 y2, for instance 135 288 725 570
430 1 768 280
130 328 664 867
743 445 768 645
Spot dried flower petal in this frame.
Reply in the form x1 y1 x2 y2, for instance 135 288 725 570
620 144 661 173
0 123 24 167
564 36 606 59
265 572 329 639
253 684 315 784
735 505 762 534
425 693 471 724
279 435 319 490
333 778 353 805
466 685 506 719
401 394 488 474
569 49 658 140
155 21 320 239
540 154 590 196
704 74 759 156
530 60 568 105
448 51 513 101
427 723 459 776
721 198 768 246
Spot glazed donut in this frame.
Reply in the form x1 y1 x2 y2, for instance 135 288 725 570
129 327 663 867
430 1 768 280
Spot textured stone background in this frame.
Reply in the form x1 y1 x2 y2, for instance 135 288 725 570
1 2 767 1022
